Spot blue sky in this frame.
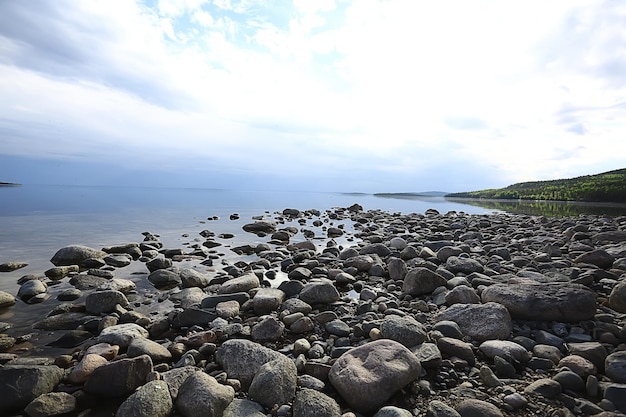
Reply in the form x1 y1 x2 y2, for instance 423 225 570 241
1 0 625 192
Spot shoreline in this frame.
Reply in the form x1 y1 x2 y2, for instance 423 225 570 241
1 206 626 416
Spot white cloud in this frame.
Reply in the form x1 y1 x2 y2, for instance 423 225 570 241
0 0 625 191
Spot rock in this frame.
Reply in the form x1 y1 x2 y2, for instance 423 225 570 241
116 380 173 417
432 320 464 339
243 220 277 234
70 273 110 289
201 292 250 309
50 245 107 266
0 290 16 308
24 392 76 417
553 370 585 392
128 338 172 362
33 312 94 331
481 283 597 321
427 400 462 417
45 265 79 280
388 258 408 281
456 399 503 417
0 261 28 272
249 358 298 408
215 339 293 389
328 339 421 414
478 340 531 363
57 288 82 301
566 342 607 371
604 384 626 413
46 330 93 348
292 388 341 417
574 249 616 269
180 268 210 288
436 337 475 366
502 393 528 409
445 285 480 305
17 279 47 302
436 302 512 341
104 253 132 267
379 315 427 348
68 353 108 384
299 279 340 304
84 354 153 398
148 269 182 288
97 323 149 348
223 399 266 417
85 290 129 314
0 334 16 351
413 342 442 368
176 372 234 417
325 319 350 337
523 378 562 399
253 288 285 314
219 272 260 294
146 257 172 272
609 280 626 313
479 365 503 387
374 406 414 417
605 351 626 383
558 355 597 378
251 316 285 342
446 256 484 274
402 267 447 296
216 300 240 319
344 254 376 271
161 366 201 400
0 365 64 415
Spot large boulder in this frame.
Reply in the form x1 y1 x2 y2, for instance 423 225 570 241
116 380 173 417
329 339 421 414
299 279 340 304
402 267 447 296
436 302 512 341
50 245 107 266
0 365 64 415
292 388 341 417
84 355 153 398
248 359 297 408
481 283 596 322
85 290 129 314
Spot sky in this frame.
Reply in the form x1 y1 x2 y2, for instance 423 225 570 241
1 0 625 192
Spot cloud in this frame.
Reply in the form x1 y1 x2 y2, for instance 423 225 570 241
0 0 625 192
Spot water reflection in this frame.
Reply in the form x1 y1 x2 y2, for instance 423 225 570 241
446 197 626 217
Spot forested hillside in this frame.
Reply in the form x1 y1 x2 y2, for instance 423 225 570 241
447 168 626 203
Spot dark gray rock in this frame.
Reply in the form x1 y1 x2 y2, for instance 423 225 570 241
243 220 277 234
84 354 153 398
161 366 201 400
33 312 94 331
17 279 47 302
0 261 28 272
176 372 234 417
329 339 421 414
299 279 340 304
223 399 266 417
50 245 107 266
85 290 129 314
609 280 626 313
456 399 503 417
24 392 76 417
436 337 475 366
201 292 250 309
445 256 484 274
148 269 182 288
604 384 626 413
523 378 562 399
402 267 447 296
253 288 285 314
45 265 79 280
251 316 285 342
379 315 427 348
478 340 531 363
0 365 64 415
605 351 626 383
104 253 132 267
481 283 596 322
574 249 615 269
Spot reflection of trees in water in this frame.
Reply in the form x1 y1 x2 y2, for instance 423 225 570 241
446 198 626 217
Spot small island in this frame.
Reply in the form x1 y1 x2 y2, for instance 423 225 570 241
0 182 21 186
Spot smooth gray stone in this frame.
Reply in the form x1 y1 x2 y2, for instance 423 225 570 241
176 372 234 417
292 388 341 417
51 245 107 266
249 358 297 408
24 392 76 417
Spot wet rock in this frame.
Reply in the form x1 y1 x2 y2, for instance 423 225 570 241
50 245 107 267
146 257 172 272
44 265 79 280
85 290 129 314
47 330 93 348
33 312 94 331
148 269 182 288
176 372 235 417
0 261 28 272
481 283 597 321
299 279 340 304
292 388 341 417
17 279 47 303
0 334 16 351
605 351 626 383
243 220 277 234
24 392 76 417
402 267 447 296
329 339 421 414
436 302 512 341
0 365 64 415
84 354 153 398
0 290 16 308
116 380 173 417
201 292 250 309
57 288 82 301
249 358 298 408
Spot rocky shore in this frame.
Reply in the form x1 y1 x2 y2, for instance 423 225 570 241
1 205 626 417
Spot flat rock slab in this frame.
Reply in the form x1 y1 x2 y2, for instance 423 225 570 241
481 282 597 322
436 302 512 341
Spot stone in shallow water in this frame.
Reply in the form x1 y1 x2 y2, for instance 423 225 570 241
50 245 107 266
0 290 16 308
328 339 421 414
480 282 596 322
